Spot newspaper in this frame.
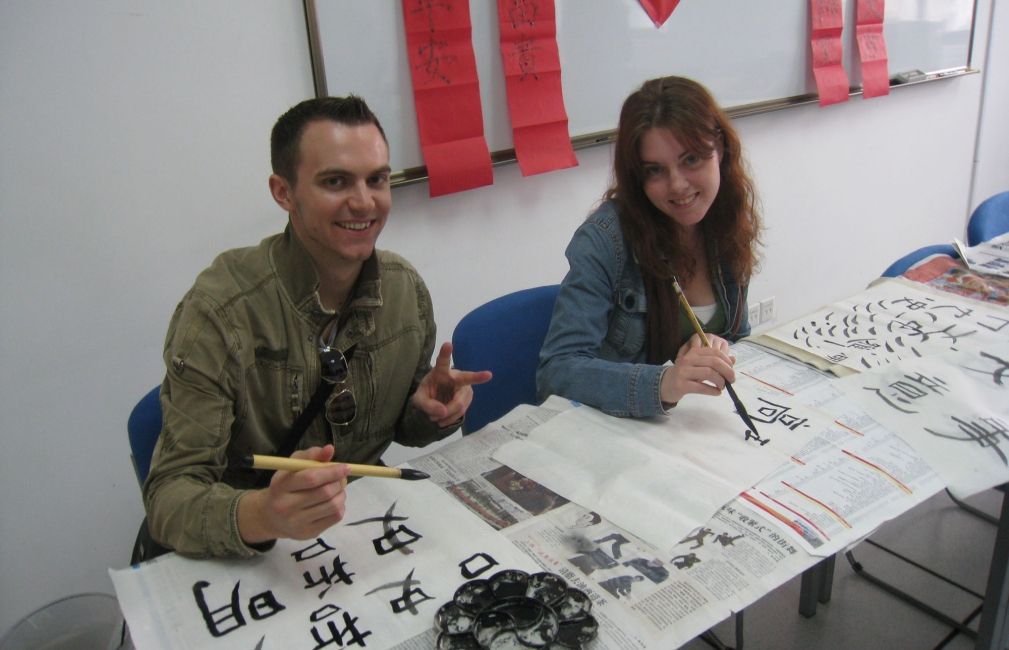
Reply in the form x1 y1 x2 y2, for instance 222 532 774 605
953 232 1009 279
410 394 822 648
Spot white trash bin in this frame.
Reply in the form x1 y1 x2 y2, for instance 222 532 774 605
0 593 125 650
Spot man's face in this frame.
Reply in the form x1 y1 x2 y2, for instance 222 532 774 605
273 120 391 272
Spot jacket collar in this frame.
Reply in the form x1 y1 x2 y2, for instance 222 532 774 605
270 224 383 323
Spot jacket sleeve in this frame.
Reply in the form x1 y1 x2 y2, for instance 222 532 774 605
536 222 666 418
393 273 459 445
143 293 267 558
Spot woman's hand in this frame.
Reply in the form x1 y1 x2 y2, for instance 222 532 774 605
660 334 736 405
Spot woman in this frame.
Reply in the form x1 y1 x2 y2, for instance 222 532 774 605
537 76 762 417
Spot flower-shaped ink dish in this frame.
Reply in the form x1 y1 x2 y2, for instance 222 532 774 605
434 569 598 649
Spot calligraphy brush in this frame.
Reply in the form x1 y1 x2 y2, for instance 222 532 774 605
242 454 430 481
670 278 762 437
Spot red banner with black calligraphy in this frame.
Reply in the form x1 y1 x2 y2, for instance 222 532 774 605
497 0 577 177
810 0 850 106
403 0 493 197
856 0 889 98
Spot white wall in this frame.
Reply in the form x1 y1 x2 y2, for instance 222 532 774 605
971 0 1009 210
2 0 1006 634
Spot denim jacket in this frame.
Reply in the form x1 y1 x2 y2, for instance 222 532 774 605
537 201 750 418
144 226 451 558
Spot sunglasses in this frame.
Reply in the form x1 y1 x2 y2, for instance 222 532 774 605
319 340 357 426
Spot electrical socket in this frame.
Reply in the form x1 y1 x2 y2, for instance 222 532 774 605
748 303 760 326
759 297 776 324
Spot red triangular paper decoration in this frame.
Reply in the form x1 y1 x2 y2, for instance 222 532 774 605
638 0 681 27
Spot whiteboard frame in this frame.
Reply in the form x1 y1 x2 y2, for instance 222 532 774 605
303 0 979 188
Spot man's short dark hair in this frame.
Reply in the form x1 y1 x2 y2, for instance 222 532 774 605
270 96 387 184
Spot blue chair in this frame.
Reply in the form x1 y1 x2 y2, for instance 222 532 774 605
968 191 1009 246
451 285 560 435
880 243 958 278
128 385 162 487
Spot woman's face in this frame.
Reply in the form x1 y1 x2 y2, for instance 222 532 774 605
639 127 721 231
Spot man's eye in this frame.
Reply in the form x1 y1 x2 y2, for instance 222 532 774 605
368 174 390 187
323 177 346 188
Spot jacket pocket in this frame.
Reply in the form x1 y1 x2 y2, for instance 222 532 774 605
606 287 647 357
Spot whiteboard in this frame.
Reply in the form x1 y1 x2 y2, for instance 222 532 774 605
306 0 977 177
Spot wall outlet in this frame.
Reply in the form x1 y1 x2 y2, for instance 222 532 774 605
748 303 760 326
759 297 776 324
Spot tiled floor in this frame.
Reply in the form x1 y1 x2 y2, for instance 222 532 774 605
681 488 1004 650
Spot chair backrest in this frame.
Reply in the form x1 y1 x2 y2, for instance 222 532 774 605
881 244 958 278
451 285 561 435
128 385 163 487
967 191 1009 246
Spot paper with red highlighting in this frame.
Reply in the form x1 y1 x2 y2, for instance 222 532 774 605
402 0 493 196
497 0 577 176
856 0 889 98
638 0 681 28
810 0 849 106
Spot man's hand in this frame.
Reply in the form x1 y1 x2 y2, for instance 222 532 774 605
237 444 350 545
411 342 492 428
660 334 737 406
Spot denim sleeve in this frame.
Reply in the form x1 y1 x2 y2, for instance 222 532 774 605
536 223 666 418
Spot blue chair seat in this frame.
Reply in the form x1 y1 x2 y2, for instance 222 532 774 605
881 244 958 278
968 191 1009 246
128 385 162 487
451 285 560 434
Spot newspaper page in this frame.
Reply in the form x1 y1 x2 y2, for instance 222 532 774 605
732 340 945 555
412 396 831 648
954 232 1009 279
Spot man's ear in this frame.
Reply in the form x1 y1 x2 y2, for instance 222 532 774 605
268 174 294 212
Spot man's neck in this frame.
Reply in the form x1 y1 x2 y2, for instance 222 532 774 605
315 262 362 312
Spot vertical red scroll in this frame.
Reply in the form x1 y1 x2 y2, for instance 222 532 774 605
497 0 577 177
638 0 681 28
810 0 849 107
403 0 493 197
856 0 889 98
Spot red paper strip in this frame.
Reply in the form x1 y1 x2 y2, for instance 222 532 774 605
638 0 681 28
809 0 849 107
497 0 577 176
856 0 889 98
403 0 493 196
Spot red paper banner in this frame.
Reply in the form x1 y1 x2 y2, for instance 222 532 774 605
810 0 849 107
638 0 681 28
402 0 493 197
856 0 889 98
497 0 577 177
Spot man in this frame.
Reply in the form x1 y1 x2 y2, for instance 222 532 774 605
144 96 491 558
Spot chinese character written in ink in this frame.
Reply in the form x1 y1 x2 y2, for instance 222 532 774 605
752 397 811 431
925 415 1009 465
459 552 498 579
365 568 436 615
346 501 423 555
192 580 285 638
308 604 371 649
409 1 456 85
292 538 355 599
963 351 1009 387
863 372 950 414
